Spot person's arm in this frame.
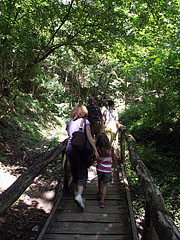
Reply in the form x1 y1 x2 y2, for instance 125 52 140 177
113 110 120 131
115 114 118 122
115 110 119 122
101 114 106 131
101 109 107 131
86 125 99 159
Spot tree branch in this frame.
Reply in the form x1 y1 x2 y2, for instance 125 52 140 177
45 0 76 49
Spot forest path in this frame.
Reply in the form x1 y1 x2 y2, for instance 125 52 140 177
38 165 134 240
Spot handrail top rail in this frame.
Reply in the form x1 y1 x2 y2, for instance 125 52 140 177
118 124 180 240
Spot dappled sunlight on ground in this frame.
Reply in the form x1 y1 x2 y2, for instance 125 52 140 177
22 197 53 214
0 164 59 214
0 166 17 190
88 165 97 181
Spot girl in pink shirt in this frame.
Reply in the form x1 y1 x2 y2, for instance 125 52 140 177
96 132 117 208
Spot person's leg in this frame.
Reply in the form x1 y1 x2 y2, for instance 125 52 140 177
99 172 112 208
97 171 103 198
68 153 78 187
99 182 107 208
77 159 87 194
75 152 87 209
77 185 83 195
74 183 78 196
98 180 102 193
101 183 107 203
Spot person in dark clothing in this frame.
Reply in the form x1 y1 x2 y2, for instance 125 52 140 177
86 98 103 138
66 104 99 209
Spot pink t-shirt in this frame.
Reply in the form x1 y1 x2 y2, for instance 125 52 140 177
96 151 112 173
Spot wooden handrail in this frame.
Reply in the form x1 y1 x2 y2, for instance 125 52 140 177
0 139 67 214
62 152 73 194
37 140 71 240
119 124 180 240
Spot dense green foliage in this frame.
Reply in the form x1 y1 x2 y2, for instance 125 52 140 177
1 0 179 113
0 0 180 231
123 134 180 231
120 102 180 230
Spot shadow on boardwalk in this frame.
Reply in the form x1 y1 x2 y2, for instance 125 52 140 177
39 165 134 240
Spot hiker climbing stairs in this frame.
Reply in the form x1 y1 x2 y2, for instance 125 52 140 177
37 165 135 240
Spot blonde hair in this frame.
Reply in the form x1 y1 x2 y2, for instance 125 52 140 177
71 104 88 120
96 132 111 155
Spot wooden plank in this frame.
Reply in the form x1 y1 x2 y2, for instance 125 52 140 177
38 161 135 240
53 212 130 222
47 222 132 235
83 190 126 195
86 181 123 186
86 184 124 190
62 199 127 206
43 233 133 240
85 182 124 187
67 187 125 194
85 186 125 191
56 205 129 214
63 194 126 200
87 178 120 182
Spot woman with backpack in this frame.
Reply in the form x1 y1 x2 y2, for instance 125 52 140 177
65 104 99 209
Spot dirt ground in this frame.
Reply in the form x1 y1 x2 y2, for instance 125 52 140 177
0 158 63 240
0 122 63 240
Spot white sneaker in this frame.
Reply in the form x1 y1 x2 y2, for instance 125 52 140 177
75 194 84 209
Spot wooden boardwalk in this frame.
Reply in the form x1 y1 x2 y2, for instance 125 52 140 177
38 165 135 240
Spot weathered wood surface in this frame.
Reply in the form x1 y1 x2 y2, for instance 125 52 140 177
43 234 132 240
39 166 134 240
0 140 67 214
119 124 180 240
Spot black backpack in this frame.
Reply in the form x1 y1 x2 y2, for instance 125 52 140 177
71 119 91 152
87 104 102 124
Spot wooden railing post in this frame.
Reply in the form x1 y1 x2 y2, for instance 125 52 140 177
63 152 68 194
143 201 159 240
62 151 72 194
120 127 125 164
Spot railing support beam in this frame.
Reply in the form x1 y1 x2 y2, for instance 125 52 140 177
119 124 180 240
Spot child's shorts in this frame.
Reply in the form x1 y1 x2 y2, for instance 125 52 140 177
97 171 112 183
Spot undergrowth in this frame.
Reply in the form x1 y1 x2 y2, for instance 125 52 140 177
0 94 69 167
136 144 180 230
121 103 180 232
125 143 180 231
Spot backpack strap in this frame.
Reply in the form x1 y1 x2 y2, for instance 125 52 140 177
79 118 84 131
84 118 87 136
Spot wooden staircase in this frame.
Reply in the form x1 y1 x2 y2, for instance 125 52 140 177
38 165 136 240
